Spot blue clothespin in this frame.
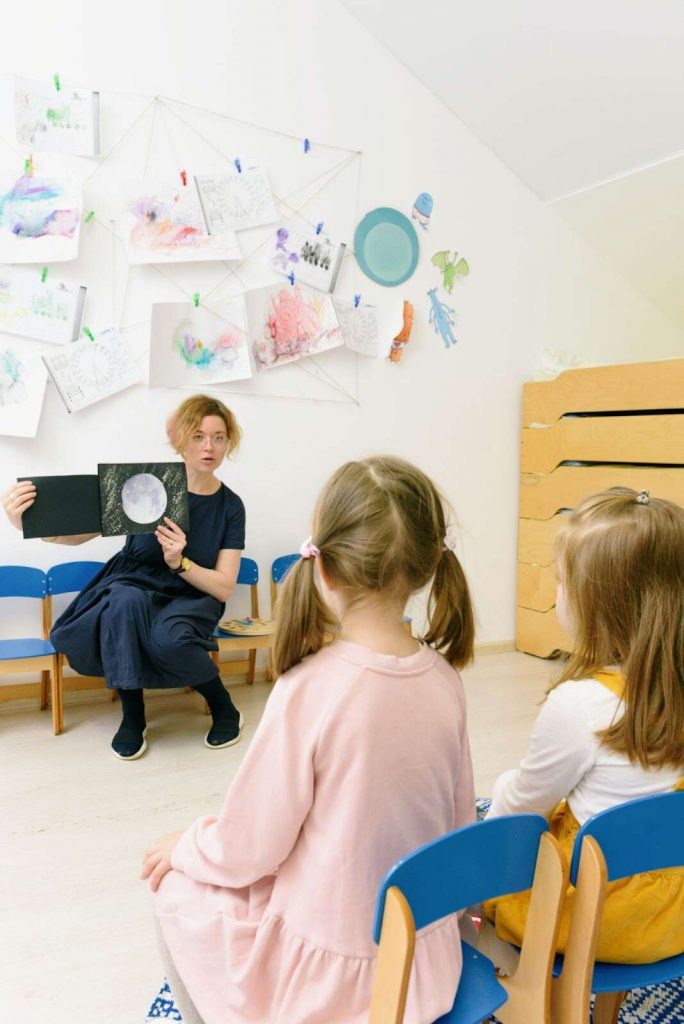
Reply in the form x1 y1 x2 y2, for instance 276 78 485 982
234 158 242 174
303 138 311 153
288 271 295 286
353 294 361 308
315 222 324 235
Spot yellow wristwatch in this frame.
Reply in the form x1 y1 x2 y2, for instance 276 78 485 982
172 556 192 574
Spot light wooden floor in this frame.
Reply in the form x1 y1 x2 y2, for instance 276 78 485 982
1 650 557 1024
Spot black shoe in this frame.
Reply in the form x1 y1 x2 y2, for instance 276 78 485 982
204 710 243 749
112 721 148 760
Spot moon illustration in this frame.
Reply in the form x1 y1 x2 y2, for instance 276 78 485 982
121 473 167 524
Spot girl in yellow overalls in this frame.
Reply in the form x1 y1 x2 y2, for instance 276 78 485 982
483 487 684 964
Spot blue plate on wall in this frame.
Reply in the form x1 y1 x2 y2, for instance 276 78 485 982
354 207 419 287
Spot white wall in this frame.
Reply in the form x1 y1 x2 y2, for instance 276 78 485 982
2 0 683 650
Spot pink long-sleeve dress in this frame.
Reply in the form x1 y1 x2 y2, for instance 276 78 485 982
153 640 475 1024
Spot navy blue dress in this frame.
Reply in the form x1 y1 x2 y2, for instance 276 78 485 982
50 484 245 691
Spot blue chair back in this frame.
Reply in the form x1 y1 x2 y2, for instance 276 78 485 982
0 565 48 598
373 814 548 942
47 561 105 595
570 792 684 884
272 553 300 584
237 557 259 586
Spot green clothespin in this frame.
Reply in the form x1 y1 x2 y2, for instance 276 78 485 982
41 267 48 283
83 327 95 341
25 154 34 176
84 210 95 223
193 292 200 307
54 74 61 92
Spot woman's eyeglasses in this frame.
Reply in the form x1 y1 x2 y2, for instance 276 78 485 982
189 434 228 449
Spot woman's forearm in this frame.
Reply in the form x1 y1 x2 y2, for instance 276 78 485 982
177 561 235 603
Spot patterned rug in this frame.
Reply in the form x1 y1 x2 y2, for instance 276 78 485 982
145 976 684 1022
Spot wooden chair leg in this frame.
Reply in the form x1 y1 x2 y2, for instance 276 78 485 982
592 992 625 1024
40 669 49 710
51 655 63 735
247 648 256 685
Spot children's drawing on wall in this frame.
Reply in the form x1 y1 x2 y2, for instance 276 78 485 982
149 301 252 387
427 288 457 349
269 219 346 293
0 264 86 343
0 344 47 437
246 283 343 370
0 162 81 263
333 298 379 357
14 77 101 157
195 164 278 234
431 250 469 293
411 192 433 230
388 300 414 363
42 328 141 412
120 179 241 265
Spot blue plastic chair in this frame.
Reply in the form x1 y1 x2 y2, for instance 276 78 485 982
0 565 57 728
552 791 684 1024
212 557 268 685
47 561 108 735
371 814 568 1024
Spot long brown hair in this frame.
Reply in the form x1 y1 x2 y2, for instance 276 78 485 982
554 487 684 769
272 456 475 676
166 394 242 458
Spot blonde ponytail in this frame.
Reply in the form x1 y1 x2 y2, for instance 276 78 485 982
272 554 335 676
422 549 475 668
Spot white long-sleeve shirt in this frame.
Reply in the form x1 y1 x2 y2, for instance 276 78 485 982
487 677 680 825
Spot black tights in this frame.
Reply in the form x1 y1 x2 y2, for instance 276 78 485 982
117 676 235 724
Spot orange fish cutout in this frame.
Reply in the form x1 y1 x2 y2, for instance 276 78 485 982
388 300 414 363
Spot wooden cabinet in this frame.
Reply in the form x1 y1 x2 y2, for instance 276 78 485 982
516 358 684 657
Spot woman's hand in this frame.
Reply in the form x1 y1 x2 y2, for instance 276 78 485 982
141 829 185 892
155 517 187 569
2 481 36 531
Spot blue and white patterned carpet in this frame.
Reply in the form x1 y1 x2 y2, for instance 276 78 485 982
145 976 684 1022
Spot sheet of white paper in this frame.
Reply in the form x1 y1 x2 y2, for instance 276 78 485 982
119 179 241 265
246 282 343 371
149 300 252 386
14 76 101 157
0 264 86 343
332 299 379 357
42 329 141 412
0 343 48 437
195 164 278 233
0 164 81 263
268 219 346 293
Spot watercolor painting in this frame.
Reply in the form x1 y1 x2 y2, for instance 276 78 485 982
0 344 48 437
269 219 346 293
120 179 241 265
0 264 86 343
388 301 415 363
42 329 141 412
411 192 433 229
427 288 458 348
149 301 252 386
431 250 469 293
98 462 189 537
0 165 81 263
195 164 278 233
246 283 343 370
14 77 101 157
333 298 379 357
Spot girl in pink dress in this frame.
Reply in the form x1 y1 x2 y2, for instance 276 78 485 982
142 455 476 1024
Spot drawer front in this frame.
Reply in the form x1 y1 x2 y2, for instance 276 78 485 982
516 606 571 658
520 465 684 520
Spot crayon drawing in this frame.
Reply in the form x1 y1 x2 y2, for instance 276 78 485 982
42 329 141 412
0 264 86 343
0 344 48 437
269 219 346 293
0 166 81 263
14 77 101 157
195 164 278 233
149 301 252 386
246 283 343 370
121 179 241 265
333 298 379 357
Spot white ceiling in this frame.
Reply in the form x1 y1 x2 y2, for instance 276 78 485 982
341 0 684 334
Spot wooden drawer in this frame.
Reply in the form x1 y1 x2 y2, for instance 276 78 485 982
521 414 684 474
516 606 571 658
518 516 565 567
517 562 556 612
520 465 684 520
